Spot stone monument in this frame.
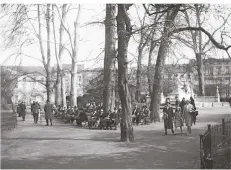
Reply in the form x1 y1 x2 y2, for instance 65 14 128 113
216 86 220 103
167 74 194 102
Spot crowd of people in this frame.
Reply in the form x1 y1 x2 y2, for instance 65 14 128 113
53 102 121 130
16 96 198 134
163 96 198 136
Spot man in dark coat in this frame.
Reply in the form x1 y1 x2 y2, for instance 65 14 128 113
175 95 180 107
20 101 26 121
33 102 41 123
44 100 53 126
190 96 196 110
179 98 186 113
31 101 35 114
17 103 21 117
163 102 174 135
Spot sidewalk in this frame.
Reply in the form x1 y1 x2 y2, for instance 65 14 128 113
1 106 231 169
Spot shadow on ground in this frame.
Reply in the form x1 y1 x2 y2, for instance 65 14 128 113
1 107 231 169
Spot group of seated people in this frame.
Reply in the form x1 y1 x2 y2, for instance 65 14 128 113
53 102 121 130
132 105 151 125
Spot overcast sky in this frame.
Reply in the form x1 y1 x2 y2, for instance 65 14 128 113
0 3 231 69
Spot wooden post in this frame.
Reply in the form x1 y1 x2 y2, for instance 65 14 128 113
200 134 205 169
207 124 212 155
212 103 213 107
205 158 213 169
222 118 225 144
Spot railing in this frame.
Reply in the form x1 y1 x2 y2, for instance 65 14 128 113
1 110 17 132
200 118 231 169
195 96 219 102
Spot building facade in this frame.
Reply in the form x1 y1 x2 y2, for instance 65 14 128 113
2 64 87 105
3 58 230 105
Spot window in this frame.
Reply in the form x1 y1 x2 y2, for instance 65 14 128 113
226 66 229 74
217 66 222 75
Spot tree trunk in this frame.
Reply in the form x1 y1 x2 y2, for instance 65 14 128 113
61 70 66 107
195 4 205 96
37 5 48 102
147 41 155 96
52 5 62 106
135 26 148 102
135 48 142 102
46 4 52 102
60 5 67 107
117 4 134 142
103 4 116 113
70 5 81 107
150 5 181 122
53 4 67 107
55 70 62 105
70 58 77 106
196 53 205 96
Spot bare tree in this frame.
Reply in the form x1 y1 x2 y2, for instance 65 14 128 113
144 4 231 123
103 4 117 114
180 5 231 96
70 5 81 106
52 4 67 107
37 4 52 102
56 4 81 107
135 9 149 102
117 4 134 142
148 5 181 122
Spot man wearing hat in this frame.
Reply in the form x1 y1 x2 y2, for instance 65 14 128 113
163 102 175 135
44 100 53 126
19 101 27 121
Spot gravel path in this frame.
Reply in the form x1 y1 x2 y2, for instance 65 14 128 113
1 106 230 169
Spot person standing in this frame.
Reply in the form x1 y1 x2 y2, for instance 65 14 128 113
44 100 53 126
183 100 194 136
163 102 175 135
33 102 41 123
190 96 196 110
179 97 186 113
175 95 180 108
17 102 21 117
31 101 35 114
174 105 183 134
20 101 26 121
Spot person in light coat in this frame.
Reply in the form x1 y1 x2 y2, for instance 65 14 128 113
183 100 194 135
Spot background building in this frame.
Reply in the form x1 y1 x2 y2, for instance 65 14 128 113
2 58 230 105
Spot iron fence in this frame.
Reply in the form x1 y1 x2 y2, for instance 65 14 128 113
200 118 231 169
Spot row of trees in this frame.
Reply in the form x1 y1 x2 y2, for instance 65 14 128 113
103 4 231 142
1 4 231 142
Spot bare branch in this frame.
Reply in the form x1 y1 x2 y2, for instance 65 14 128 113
172 26 231 58
202 12 231 51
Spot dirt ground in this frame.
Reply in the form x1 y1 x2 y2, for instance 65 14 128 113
1 106 231 169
